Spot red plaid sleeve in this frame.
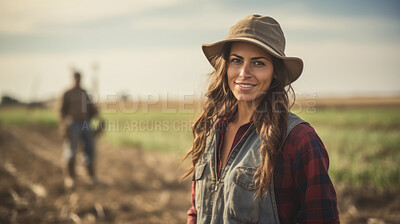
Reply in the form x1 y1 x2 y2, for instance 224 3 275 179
274 123 340 223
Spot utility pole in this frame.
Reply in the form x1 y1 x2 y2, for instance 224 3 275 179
92 61 99 95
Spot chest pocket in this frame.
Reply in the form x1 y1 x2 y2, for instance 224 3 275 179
195 163 206 181
195 163 207 211
227 166 260 224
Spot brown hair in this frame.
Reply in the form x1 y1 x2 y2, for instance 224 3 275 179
182 42 294 197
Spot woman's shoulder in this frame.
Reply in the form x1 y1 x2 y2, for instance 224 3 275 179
288 122 317 139
284 122 324 152
282 122 328 165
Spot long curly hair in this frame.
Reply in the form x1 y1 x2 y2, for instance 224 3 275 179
182 42 294 197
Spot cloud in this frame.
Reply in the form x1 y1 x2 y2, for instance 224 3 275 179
131 1 399 43
1 0 399 100
290 40 400 95
130 2 242 32
0 0 183 35
279 13 399 36
0 46 211 102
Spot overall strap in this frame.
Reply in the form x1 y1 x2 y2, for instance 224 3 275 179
286 112 306 137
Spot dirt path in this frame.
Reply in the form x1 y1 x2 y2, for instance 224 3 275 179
0 124 399 223
0 124 191 223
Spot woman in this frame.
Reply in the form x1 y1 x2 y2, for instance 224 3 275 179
183 15 339 223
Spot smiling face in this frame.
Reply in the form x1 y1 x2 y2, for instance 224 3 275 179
227 42 274 106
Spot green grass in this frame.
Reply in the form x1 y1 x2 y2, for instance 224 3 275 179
297 107 400 130
0 105 399 189
0 106 58 127
101 111 196 155
0 106 197 155
296 107 400 189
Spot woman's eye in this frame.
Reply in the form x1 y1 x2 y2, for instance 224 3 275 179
253 61 265 66
230 58 241 64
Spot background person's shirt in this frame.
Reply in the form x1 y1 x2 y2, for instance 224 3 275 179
61 87 97 123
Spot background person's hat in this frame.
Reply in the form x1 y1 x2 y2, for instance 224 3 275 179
202 14 303 84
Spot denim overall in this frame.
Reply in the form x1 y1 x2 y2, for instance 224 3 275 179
195 113 305 224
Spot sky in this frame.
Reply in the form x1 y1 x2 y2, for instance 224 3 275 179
0 0 399 103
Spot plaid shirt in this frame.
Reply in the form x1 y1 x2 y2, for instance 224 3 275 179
187 119 340 224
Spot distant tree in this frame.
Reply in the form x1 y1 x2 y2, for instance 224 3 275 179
1 95 21 105
27 101 45 109
120 93 130 102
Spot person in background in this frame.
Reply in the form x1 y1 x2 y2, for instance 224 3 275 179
182 14 340 223
60 71 99 188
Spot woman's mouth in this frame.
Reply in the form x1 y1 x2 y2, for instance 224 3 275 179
235 82 256 90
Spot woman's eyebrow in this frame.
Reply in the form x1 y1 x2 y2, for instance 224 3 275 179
230 54 269 61
251 56 269 61
230 54 243 59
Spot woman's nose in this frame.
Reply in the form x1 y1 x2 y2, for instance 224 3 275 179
239 63 251 78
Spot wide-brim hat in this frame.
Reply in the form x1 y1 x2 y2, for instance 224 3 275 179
202 14 303 84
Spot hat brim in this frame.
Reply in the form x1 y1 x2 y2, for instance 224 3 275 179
202 37 303 84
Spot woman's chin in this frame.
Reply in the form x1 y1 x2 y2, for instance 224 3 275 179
236 97 258 105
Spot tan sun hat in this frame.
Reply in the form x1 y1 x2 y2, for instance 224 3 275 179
202 14 303 84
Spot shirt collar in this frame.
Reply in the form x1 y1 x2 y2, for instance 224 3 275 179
215 107 253 130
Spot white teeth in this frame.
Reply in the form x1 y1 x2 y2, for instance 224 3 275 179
238 84 253 88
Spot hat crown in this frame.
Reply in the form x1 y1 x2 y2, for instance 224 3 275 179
227 14 286 56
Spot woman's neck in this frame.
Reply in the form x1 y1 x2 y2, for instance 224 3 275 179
232 101 257 125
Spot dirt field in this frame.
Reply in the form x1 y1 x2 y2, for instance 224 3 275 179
0 124 191 223
0 124 399 223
